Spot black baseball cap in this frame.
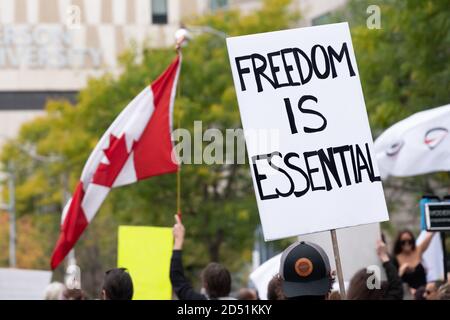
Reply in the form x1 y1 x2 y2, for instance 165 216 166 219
279 241 331 298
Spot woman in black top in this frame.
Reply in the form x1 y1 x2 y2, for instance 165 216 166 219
393 230 435 294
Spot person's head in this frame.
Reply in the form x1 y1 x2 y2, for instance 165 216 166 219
267 274 286 300
414 286 426 300
237 288 258 300
63 288 85 300
393 230 416 255
279 241 333 300
201 263 231 299
44 282 66 300
329 291 341 300
347 268 385 300
102 268 134 300
424 281 444 300
438 283 450 300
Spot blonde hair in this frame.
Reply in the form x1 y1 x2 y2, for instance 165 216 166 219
438 283 450 300
44 282 66 300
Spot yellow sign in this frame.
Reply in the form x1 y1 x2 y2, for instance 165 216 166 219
118 226 173 300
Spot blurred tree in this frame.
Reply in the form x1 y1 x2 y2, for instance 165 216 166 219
0 0 298 296
0 213 52 270
327 0 449 132
0 213 8 266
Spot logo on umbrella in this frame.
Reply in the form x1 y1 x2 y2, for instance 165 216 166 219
424 127 448 150
386 140 404 156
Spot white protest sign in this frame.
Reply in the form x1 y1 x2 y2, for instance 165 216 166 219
298 223 387 282
227 23 389 240
0 268 52 300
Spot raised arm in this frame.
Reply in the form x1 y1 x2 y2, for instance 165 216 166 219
170 215 207 300
417 232 435 256
376 240 403 299
173 214 185 251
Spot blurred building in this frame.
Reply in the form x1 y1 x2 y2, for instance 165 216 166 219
0 0 347 149
0 0 202 148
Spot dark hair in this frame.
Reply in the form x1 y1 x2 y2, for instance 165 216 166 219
102 268 134 300
237 288 258 300
201 263 231 299
414 286 426 300
393 229 416 256
63 288 85 300
267 275 286 300
289 295 327 300
329 291 341 300
347 268 386 300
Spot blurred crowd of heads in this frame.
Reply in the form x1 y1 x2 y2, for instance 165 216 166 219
44 228 449 301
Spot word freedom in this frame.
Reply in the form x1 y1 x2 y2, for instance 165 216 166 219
252 143 381 200
235 42 356 92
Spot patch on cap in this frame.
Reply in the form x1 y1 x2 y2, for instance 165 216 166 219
295 258 313 277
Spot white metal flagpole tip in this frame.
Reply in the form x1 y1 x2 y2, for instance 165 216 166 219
175 28 190 50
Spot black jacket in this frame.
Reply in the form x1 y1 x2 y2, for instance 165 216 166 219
170 250 207 300
381 260 404 300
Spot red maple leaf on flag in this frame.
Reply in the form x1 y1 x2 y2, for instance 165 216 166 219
93 134 131 187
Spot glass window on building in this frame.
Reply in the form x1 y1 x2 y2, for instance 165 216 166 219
152 0 168 24
210 0 228 11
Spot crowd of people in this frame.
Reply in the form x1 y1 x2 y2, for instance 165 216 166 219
44 215 450 301
44 267 133 300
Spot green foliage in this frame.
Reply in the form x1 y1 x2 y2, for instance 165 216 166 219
0 0 299 295
327 0 450 132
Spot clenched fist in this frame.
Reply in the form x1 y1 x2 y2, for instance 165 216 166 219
173 214 185 250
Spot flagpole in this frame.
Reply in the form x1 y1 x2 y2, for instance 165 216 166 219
331 229 346 299
175 32 185 221
176 107 181 220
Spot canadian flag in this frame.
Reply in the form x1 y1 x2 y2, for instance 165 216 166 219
50 55 181 270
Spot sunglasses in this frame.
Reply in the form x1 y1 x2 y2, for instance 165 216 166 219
425 290 434 295
400 239 413 246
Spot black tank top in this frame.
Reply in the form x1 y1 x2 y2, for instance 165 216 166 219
396 261 427 289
